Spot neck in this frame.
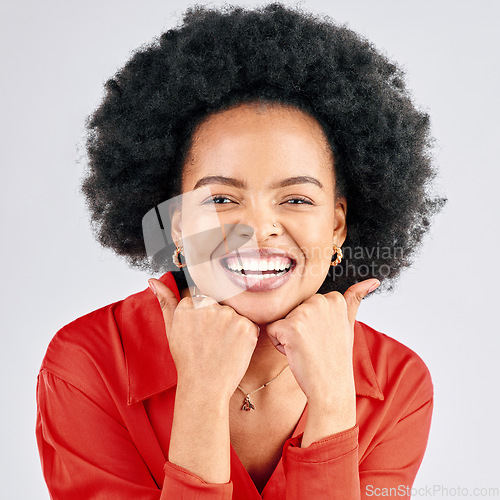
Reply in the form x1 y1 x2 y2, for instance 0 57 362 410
239 323 290 390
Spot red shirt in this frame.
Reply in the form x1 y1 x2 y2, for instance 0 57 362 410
36 271 433 499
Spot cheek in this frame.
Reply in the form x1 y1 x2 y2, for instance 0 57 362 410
292 218 334 283
181 212 223 258
293 218 334 260
303 251 332 284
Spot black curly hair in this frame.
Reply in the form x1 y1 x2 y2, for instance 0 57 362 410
81 2 447 295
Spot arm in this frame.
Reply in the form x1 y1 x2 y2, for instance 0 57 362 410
359 396 433 499
166 382 232 485
36 370 161 499
36 369 233 499
282 424 360 499
280 392 360 499
281 390 433 499
265 283 374 499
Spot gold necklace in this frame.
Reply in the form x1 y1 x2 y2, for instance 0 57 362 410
236 365 290 411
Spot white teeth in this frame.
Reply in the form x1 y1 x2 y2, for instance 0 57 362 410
249 261 259 272
271 260 291 272
231 262 243 272
239 260 249 270
258 272 286 280
223 257 292 273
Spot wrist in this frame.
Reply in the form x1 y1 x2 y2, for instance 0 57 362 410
306 375 355 409
306 396 356 425
307 387 355 410
176 379 232 410
170 382 231 484
302 389 356 448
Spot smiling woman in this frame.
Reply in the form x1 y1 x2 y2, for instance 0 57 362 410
35 3 446 499
170 102 344 322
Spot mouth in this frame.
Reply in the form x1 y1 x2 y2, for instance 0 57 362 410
217 249 297 292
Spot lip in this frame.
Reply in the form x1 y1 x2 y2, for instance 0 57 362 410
217 247 297 292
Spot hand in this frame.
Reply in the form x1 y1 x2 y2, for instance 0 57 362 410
148 279 260 402
265 279 380 407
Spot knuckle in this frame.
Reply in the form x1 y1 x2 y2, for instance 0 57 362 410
178 297 192 309
292 318 305 335
330 292 347 310
239 318 258 337
309 294 327 306
238 317 252 332
308 294 327 307
219 305 237 320
247 328 259 342
329 291 344 303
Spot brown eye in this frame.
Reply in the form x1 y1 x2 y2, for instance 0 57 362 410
285 197 313 205
203 196 233 204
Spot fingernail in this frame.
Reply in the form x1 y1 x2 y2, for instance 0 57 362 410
368 281 380 293
148 280 157 296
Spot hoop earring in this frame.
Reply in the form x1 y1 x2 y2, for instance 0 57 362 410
330 243 343 266
172 245 186 269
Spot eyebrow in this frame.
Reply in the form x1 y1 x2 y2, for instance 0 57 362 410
193 175 323 190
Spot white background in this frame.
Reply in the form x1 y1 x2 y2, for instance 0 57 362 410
1 1 499 498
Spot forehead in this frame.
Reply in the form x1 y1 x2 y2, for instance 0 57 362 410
182 103 335 188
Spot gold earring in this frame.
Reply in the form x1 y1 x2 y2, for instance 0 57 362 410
330 243 343 266
172 245 186 268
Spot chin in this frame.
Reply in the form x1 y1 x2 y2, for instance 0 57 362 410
221 295 294 325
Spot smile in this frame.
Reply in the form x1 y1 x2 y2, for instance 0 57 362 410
217 251 297 292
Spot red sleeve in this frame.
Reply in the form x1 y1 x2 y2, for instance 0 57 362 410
359 396 434 499
36 369 233 499
281 396 433 500
282 425 360 499
163 462 233 498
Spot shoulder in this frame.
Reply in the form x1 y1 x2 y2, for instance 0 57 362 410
38 272 179 407
39 299 127 405
357 320 433 414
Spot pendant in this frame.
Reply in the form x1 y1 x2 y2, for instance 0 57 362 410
241 394 255 411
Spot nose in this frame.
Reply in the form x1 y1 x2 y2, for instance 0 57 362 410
232 208 282 242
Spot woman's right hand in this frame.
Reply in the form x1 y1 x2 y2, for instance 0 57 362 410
148 278 260 403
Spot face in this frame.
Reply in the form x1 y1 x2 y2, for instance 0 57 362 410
170 102 347 324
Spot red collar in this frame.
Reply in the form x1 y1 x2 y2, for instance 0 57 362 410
119 272 384 405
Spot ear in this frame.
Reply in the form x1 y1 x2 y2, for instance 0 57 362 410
333 195 347 246
169 203 182 246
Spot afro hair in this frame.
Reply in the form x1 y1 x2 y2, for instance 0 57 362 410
80 2 447 295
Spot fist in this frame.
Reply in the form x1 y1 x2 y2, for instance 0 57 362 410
148 279 260 401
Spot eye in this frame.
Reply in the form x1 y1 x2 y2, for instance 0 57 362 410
284 196 313 205
202 195 234 205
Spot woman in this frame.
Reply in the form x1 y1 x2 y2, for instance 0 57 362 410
36 3 446 498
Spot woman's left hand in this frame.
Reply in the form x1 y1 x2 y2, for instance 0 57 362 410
265 278 380 433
